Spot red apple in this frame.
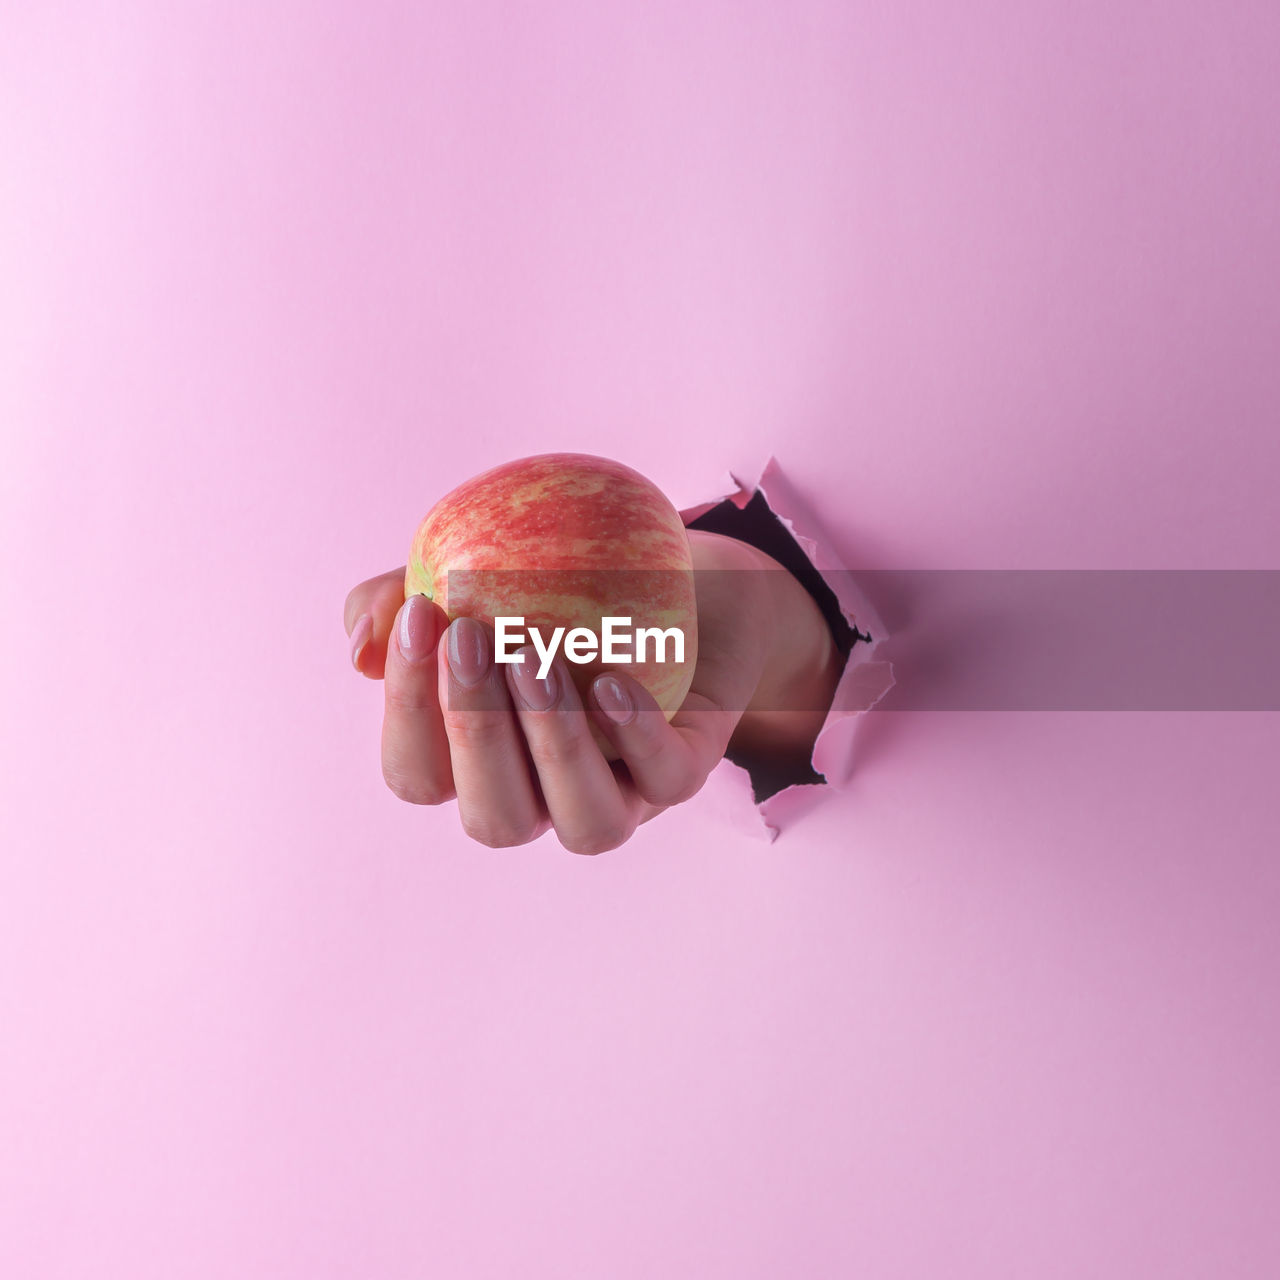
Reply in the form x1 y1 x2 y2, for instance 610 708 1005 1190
406 453 699 758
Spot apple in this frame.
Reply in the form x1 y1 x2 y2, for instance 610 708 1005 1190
406 453 699 757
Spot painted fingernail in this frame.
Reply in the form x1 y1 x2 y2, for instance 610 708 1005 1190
446 616 490 688
594 675 634 725
397 594 437 665
350 613 373 671
511 647 558 712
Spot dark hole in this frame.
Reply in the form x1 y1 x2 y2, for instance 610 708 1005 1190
686 489 870 803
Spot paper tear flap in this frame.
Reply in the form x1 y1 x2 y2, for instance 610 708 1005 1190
680 457 895 839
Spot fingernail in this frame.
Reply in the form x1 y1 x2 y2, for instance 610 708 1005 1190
350 613 373 671
397 594 437 665
446 616 490 688
511 647 559 712
594 675 634 725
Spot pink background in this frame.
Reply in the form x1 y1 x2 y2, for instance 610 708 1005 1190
3 2 1279 1276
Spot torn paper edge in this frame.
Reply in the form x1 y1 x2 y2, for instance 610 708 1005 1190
679 457 896 842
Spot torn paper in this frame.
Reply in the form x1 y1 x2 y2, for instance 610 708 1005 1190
680 457 896 842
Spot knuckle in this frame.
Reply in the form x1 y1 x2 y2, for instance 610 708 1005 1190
531 727 591 769
560 821 631 856
382 766 451 807
640 772 704 808
461 813 536 849
385 680 437 716
613 714 668 765
442 710 508 750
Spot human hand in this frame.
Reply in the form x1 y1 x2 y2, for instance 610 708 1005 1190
342 530 842 853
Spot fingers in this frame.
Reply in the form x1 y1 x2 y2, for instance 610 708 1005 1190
353 567 717 852
587 546 777 804
381 593 456 806
504 648 639 855
587 671 732 808
344 566 410 679
437 619 548 848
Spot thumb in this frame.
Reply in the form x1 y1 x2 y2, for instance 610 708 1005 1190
344 565 414 679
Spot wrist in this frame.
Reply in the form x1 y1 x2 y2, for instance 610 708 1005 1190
724 543 843 770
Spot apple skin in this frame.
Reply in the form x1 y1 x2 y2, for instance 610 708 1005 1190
406 453 698 758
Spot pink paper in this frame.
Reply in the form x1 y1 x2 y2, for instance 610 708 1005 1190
681 457 896 840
